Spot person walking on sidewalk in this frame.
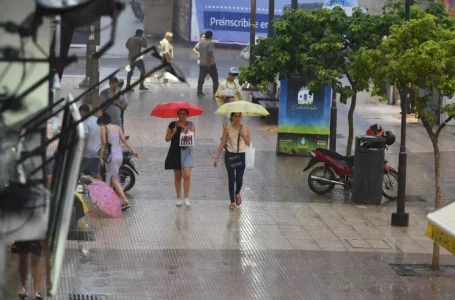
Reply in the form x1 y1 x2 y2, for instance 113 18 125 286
193 33 210 83
214 113 251 209
159 31 174 84
164 109 195 207
99 76 128 133
14 240 45 300
98 113 138 210
215 67 243 128
117 79 129 139
125 29 148 91
79 104 102 180
197 30 219 97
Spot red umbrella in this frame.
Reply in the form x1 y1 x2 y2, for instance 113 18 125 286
150 102 204 118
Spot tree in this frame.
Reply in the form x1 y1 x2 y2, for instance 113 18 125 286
362 12 455 271
238 7 389 156
238 7 347 91
332 9 385 155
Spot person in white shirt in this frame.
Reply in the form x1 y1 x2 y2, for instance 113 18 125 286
159 31 174 83
79 104 102 180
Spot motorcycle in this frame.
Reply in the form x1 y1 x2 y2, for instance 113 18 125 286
130 0 144 22
304 125 399 200
82 148 139 192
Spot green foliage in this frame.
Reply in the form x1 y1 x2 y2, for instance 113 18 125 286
365 12 455 131
239 7 347 92
239 7 386 103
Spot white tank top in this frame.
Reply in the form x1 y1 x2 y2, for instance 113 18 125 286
226 125 247 153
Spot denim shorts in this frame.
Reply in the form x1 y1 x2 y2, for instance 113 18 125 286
81 157 101 175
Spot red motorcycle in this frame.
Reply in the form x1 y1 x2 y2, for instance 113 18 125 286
303 125 399 200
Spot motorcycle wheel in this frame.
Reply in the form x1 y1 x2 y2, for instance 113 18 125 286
308 166 336 195
382 170 398 200
119 165 136 192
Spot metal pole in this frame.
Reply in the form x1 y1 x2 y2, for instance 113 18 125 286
0 231 6 300
291 0 298 10
250 0 257 66
405 0 411 21
392 0 410 227
268 0 275 38
88 24 100 104
329 88 337 151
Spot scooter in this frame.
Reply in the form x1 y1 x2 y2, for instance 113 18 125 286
304 125 398 200
81 148 139 192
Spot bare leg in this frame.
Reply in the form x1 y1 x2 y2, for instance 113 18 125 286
42 241 51 295
182 167 191 199
174 170 183 199
111 177 128 205
31 254 42 294
92 174 102 181
18 253 28 287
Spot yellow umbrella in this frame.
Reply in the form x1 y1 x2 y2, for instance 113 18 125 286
214 100 270 116
74 192 89 229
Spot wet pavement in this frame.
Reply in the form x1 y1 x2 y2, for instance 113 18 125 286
5 77 455 299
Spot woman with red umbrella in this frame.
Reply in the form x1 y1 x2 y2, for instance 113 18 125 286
161 106 197 207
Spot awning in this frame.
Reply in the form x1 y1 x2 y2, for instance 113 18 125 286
425 201 455 255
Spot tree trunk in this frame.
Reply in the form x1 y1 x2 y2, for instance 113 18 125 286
346 94 357 156
432 138 441 271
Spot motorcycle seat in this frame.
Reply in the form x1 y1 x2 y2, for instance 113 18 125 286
122 148 131 156
317 148 353 162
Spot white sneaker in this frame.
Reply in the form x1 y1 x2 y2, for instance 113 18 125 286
176 199 183 206
184 198 191 207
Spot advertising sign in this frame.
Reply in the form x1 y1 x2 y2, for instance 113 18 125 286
425 201 455 256
190 0 288 44
277 75 331 156
189 0 363 44
322 0 365 17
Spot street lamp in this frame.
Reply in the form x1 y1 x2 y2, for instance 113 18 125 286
268 0 275 38
250 0 257 66
391 0 410 227
291 0 298 10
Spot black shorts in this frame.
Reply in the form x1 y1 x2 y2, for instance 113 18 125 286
11 240 43 257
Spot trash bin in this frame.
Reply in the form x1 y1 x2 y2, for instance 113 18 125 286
352 135 386 204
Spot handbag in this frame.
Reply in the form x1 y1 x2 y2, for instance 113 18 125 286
225 125 245 169
245 142 255 169
179 131 195 147
97 126 112 163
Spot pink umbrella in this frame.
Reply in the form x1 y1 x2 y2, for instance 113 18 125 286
87 181 122 218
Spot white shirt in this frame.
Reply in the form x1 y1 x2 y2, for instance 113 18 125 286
160 38 173 57
83 116 101 158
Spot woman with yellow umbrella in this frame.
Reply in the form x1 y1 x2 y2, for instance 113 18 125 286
215 67 243 129
213 100 269 209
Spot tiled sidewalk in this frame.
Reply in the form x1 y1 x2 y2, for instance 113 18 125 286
7 76 453 300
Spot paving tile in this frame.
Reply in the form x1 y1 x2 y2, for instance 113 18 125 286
7 76 455 300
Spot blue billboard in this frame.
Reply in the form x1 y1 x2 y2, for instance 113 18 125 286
277 76 331 156
190 0 294 44
189 0 362 44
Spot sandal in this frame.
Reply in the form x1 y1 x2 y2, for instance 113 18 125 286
235 194 242 206
121 203 131 211
229 203 236 209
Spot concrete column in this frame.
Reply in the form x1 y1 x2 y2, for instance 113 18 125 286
144 0 174 37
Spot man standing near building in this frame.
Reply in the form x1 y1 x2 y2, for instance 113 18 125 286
79 104 102 180
126 29 148 91
159 31 174 84
197 31 219 97
99 76 128 132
